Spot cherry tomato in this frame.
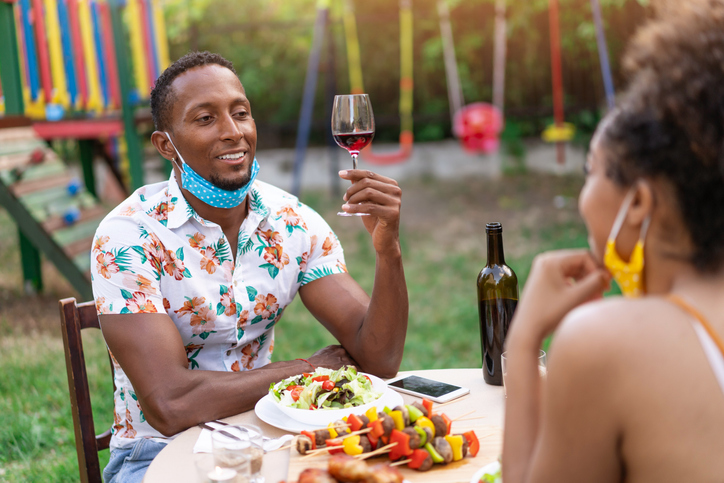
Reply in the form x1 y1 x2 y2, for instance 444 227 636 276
322 380 336 391
312 375 330 382
289 386 304 401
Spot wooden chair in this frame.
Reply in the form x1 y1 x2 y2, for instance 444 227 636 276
59 297 115 483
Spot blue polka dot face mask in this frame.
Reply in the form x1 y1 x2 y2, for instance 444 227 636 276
164 132 259 209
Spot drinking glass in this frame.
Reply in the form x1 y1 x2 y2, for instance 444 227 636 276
211 427 252 483
331 94 375 217
501 350 547 397
236 424 265 483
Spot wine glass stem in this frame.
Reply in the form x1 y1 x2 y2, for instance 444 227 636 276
351 154 358 170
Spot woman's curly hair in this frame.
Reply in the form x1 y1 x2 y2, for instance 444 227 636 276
602 0 724 273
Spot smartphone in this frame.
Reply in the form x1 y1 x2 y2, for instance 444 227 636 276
386 375 470 403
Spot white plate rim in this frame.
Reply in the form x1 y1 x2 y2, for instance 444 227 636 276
255 383 404 433
470 460 501 483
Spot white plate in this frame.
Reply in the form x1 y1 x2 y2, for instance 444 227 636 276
255 384 404 433
470 461 501 483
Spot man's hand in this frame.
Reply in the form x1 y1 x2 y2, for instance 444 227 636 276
339 170 402 258
308 344 359 370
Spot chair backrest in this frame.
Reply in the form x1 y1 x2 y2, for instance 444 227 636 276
59 297 115 483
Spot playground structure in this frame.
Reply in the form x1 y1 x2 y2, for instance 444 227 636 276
0 0 621 296
291 0 619 195
0 0 170 298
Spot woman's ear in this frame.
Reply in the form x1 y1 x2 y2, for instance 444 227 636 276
627 179 655 228
151 131 176 162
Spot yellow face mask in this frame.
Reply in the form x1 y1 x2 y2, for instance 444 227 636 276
603 188 651 298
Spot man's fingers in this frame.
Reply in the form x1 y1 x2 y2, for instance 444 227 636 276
340 169 398 186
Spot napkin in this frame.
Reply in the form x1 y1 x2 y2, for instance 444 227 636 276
193 421 295 454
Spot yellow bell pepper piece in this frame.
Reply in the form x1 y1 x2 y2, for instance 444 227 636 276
415 416 436 437
327 424 338 439
342 434 364 456
389 410 405 431
445 434 464 461
365 406 378 422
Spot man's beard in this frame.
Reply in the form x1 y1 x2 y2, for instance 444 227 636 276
209 163 252 191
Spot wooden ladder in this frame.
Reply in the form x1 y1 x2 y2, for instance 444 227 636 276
0 127 112 299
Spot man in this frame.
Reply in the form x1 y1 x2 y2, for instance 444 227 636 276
92 51 408 482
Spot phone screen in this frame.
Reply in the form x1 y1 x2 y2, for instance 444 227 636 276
388 375 462 397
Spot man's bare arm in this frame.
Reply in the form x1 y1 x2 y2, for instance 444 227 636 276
299 170 408 379
100 313 356 436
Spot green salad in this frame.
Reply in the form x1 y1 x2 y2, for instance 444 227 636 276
480 462 502 483
269 366 381 410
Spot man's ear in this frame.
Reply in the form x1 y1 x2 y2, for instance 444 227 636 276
628 179 654 228
151 131 175 161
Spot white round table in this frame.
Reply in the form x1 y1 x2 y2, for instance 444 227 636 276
143 368 504 483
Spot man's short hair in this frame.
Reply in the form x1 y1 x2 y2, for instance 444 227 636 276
150 51 237 131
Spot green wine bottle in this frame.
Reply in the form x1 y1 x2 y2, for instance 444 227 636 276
477 222 519 385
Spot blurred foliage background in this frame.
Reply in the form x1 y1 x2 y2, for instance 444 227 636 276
159 0 650 147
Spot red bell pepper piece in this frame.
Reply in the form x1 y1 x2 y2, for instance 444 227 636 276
325 438 344 455
301 430 316 450
302 372 313 378
388 429 413 461
463 430 480 457
441 413 452 435
312 375 330 382
367 419 384 450
347 413 365 432
422 398 434 417
407 448 430 470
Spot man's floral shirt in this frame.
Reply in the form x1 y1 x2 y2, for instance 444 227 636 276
91 173 347 449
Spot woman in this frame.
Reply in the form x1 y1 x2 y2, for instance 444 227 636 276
503 1 724 481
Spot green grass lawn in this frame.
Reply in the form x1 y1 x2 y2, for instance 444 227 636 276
0 172 590 481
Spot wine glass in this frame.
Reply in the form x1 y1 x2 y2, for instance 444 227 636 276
331 94 375 217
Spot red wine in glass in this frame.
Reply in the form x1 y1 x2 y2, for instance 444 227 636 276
331 94 375 217
333 131 375 157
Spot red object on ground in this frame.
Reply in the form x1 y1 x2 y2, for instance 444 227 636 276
360 130 413 166
453 103 504 154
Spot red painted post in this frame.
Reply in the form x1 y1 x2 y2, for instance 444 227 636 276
31 0 53 104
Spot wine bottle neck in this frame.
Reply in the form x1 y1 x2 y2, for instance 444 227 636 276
487 232 505 266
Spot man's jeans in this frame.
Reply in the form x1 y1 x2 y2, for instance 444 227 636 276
103 439 167 483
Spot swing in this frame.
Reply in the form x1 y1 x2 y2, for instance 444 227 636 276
438 0 503 154
542 0 575 163
342 0 413 165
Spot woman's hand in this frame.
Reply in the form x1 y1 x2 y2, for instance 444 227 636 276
339 170 402 258
509 249 611 346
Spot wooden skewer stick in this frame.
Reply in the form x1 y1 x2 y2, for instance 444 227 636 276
434 393 470 409
300 428 374 459
300 447 331 459
354 442 398 460
454 415 487 422
308 424 350 432
390 459 411 467
273 443 293 452
451 409 477 422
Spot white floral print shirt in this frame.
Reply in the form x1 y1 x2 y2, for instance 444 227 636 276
91 173 347 449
